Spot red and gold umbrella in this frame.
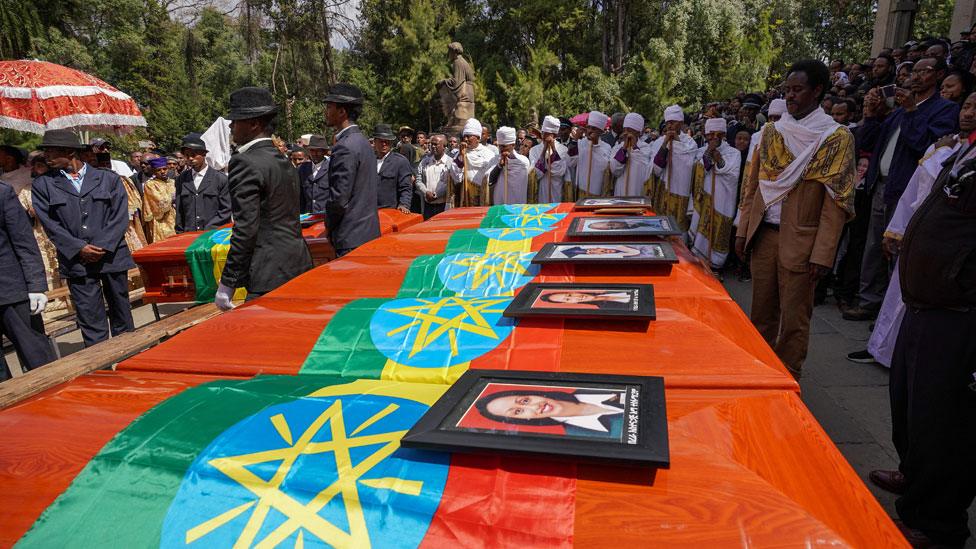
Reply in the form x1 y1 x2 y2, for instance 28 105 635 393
0 60 146 134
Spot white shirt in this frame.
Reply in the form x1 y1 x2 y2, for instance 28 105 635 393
191 166 208 191
236 137 273 153
334 124 358 142
417 153 455 204
553 393 623 433
377 151 392 173
312 160 327 179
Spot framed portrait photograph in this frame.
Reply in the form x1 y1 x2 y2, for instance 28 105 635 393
566 215 681 237
573 196 653 210
401 369 670 467
503 283 655 320
532 241 678 265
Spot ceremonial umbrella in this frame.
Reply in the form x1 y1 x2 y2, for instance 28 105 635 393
0 60 146 135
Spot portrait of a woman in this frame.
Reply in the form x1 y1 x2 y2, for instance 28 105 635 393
472 388 626 439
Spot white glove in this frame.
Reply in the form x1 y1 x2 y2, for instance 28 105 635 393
28 293 48 315
214 283 237 311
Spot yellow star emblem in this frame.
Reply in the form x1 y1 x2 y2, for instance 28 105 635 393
447 252 533 290
383 296 509 359
506 212 561 227
185 401 419 548
489 227 543 238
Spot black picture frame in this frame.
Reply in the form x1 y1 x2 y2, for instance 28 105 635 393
573 196 653 210
401 369 670 467
531 241 679 265
502 282 656 320
566 215 681 237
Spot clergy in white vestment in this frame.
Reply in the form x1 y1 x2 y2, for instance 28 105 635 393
609 113 652 196
528 115 570 203
649 105 697 230
567 111 613 198
688 117 742 269
865 132 969 366
452 118 499 206
489 126 530 205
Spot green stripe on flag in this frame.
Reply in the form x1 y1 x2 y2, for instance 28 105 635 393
397 255 450 298
16 375 330 549
301 299 389 376
185 229 219 302
444 229 491 253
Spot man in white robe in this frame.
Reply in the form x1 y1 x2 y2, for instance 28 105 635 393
488 127 530 205
529 115 570 203
453 118 498 206
609 113 652 196
649 105 697 230
567 111 613 198
689 117 742 269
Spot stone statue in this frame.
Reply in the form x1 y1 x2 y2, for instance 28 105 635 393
437 42 475 134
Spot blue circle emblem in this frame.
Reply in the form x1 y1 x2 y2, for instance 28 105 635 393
160 392 449 548
498 213 565 229
210 228 233 245
369 296 515 367
503 203 557 214
435 252 539 296
477 227 548 241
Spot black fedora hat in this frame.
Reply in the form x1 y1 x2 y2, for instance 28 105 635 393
372 124 396 141
226 87 278 121
307 134 329 149
38 129 85 150
180 132 208 152
742 93 764 109
324 83 364 105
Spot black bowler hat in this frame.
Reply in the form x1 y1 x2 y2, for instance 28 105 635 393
38 129 85 150
307 134 329 149
226 87 278 120
324 83 364 105
372 124 396 141
180 132 208 152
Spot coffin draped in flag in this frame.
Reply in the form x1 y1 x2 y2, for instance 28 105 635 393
185 227 246 302
15 376 575 548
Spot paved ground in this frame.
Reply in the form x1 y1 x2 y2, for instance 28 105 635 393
3 287 973 545
723 276 975 547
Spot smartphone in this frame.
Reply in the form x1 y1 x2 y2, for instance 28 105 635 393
880 84 897 98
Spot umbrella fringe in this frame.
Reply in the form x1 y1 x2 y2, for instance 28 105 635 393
0 114 147 135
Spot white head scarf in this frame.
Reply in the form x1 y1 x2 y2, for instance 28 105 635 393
541 115 561 134
623 113 644 132
663 105 684 123
495 126 517 145
463 118 482 137
768 99 787 117
704 118 727 134
587 111 609 130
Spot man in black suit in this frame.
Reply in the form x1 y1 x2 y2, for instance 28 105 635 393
175 133 231 233
31 130 135 347
298 134 330 214
0 180 55 380
215 87 313 310
324 83 381 256
373 124 414 213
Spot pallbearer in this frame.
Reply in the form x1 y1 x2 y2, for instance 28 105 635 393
649 105 698 231
453 118 497 206
609 113 652 196
529 115 570 202
568 111 613 198
489 126 530 205
689 117 742 270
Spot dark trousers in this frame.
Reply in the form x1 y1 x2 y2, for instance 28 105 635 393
858 183 893 309
890 307 976 544
0 300 56 381
422 201 447 220
836 188 871 304
68 271 134 347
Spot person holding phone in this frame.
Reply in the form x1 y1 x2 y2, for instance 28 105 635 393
842 56 960 321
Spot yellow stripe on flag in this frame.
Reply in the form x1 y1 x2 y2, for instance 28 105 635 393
486 238 532 253
380 359 469 385
211 243 248 300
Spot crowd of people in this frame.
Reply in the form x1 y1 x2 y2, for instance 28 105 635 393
1 30 975 546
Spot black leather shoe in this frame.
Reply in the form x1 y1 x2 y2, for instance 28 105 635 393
842 306 879 321
893 520 965 548
869 469 907 494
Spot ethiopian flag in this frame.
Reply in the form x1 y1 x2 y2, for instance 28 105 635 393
185 227 247 303
17 376 575 548
301 295 562 384
397 252 539 298
478 204 567 230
